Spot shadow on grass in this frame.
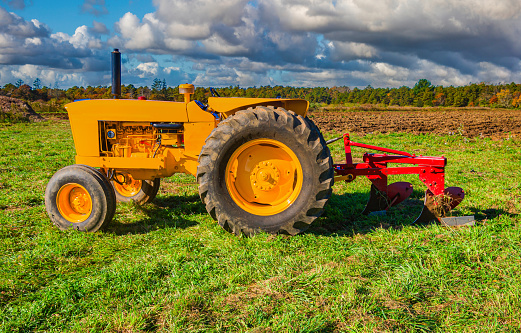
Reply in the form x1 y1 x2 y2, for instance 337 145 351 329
106 194 206 235
104 189 509 237
307 191 421 236
468 207 518 221
307 189 507 237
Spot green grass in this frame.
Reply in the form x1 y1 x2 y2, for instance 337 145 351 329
1 120 520 332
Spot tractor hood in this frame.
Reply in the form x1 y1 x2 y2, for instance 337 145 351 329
207 97 309 118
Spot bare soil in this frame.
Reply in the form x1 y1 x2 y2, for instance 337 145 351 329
311 108 521 139
0 96 44 122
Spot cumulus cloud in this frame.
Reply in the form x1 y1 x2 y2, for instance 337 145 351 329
81 0 108 17
0 7 110 87
0 8 49 38
2 0 521 88
135 62 159 77
1 0 30 10
116 12 169 52
89 21 109 35
109 0 521 87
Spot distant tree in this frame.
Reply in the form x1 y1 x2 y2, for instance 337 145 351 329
123 84 136 99
51 82 60 99
151 78 162 93
33 78 42 90
160 79 169 100
2 83 16 96
412 79 433 95
452 90 468 107
15 79 24 88
512 92 521 108
139 86 151 99
12 84 32 100
496 89 513 108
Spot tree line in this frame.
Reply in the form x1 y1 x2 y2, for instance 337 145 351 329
1 78 521 109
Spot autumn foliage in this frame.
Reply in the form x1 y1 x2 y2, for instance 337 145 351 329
1 79 520 110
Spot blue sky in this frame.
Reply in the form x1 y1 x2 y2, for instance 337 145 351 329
1 0 520 89
7 0 152 35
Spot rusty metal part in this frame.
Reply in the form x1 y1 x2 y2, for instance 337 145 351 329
414 187 465 224
362 182 413 215
444 186 465 210
362 184 390 215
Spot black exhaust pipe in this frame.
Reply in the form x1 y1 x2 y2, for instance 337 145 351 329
111 48 121 99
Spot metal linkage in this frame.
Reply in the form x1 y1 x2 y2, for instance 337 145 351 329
332 133 465 223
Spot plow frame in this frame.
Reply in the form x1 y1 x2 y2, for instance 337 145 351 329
331 133 465 224
333 133 446 196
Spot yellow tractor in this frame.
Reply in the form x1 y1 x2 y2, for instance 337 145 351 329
45 50 467 236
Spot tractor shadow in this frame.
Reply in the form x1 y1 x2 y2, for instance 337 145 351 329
105 189 513 237
307 189 509 237
306 191 422 236
106 194 205 235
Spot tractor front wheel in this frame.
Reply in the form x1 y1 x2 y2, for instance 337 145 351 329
111 171 160 204
197 106 333 236
45 165 116 232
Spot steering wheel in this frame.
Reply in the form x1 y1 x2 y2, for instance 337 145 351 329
210 87 221 97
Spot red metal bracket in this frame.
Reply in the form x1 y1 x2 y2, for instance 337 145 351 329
334 133 447 195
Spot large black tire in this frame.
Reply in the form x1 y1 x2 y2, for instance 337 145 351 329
110 171 160 204
196 106 333 236
45 164 116 232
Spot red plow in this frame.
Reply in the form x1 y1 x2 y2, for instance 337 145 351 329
329 134 469 225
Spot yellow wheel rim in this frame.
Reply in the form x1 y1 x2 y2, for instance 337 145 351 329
56 183 92 223
225 138 303 216
113 172 142 197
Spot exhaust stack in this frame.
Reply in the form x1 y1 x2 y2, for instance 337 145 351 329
111 48 121 99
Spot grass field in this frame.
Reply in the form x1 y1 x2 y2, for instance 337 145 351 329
1 119 520 332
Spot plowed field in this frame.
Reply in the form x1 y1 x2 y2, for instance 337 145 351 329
311 108 521 139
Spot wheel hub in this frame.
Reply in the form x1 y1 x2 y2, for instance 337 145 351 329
250 161 280 191
113 172 142 197
225 138 303 216
70 188 90 214
56 183 92 223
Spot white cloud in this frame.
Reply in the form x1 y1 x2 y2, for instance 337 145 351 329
2 0 521 88
136 62 159 78
330 41 378 61
163 66 180 74
116 12 166 51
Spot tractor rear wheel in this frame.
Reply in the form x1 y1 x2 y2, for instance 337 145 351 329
197 106 333 236
45 164 116 232
111 171 160 204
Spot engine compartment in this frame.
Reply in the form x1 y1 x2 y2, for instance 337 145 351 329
99 121 184 158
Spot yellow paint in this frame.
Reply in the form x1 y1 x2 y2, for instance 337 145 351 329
179 83 194 103
183 122 214 156
224 138 303 216
113 172 142 197
56 183 92 222
65 88 308 186
187 101 216 122
66 99 190 157
208 97 308 118
334 174 354 182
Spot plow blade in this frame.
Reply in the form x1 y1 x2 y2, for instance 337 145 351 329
362 182 413 215
333 133 467 226
414 187 465 224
